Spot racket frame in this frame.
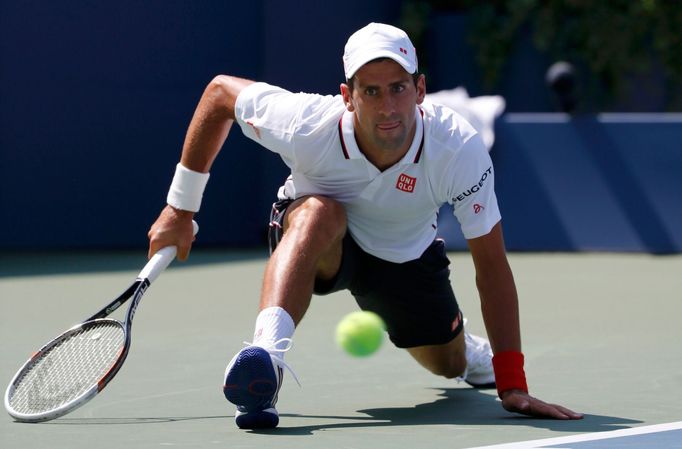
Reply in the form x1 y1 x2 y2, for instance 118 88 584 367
4 278 150 423
4 225 194 423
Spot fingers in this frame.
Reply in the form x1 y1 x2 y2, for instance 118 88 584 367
502 391 583 420
528 400 573 420
147 229 163 260
175 235 195 261
148 206 196 260
552 403 584 420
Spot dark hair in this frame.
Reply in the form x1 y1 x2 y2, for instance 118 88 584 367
345 57 421 91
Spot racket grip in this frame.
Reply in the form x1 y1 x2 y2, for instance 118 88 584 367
140 220 199 283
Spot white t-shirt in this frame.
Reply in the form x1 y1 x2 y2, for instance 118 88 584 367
235 82 501 263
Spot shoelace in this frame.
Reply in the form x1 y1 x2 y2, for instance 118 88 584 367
242 338 302 387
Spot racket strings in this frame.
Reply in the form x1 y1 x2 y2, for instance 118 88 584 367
9 321 125 415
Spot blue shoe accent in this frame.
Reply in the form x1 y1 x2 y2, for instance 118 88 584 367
224 346 281 412
223 340 298 429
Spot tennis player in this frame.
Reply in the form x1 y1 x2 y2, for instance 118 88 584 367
148 23 583 428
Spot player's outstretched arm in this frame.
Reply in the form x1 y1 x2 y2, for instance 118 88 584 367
148 75 254 260
467 222 583 420
178 75 254 174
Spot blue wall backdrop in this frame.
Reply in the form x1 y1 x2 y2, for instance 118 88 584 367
1 1 680 253
438 114 682 254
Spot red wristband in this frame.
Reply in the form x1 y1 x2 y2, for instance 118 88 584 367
492 351 528 398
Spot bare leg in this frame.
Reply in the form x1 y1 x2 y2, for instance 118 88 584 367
224 196 347 430
259 195 347 325
406 332 467 378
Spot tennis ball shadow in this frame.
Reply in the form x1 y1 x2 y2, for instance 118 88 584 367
266 388 641 436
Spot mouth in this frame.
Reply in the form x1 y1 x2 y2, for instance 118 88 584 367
376 121 401 131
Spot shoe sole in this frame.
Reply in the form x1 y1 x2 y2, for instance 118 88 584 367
224 347 278 412
465 379 496 389
235 408 279 429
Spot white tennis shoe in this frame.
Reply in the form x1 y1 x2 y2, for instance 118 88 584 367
461 332 496 388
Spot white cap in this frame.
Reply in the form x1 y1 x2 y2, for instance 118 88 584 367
343 23 418 80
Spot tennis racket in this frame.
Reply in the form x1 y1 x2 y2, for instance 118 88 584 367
4 221 198 423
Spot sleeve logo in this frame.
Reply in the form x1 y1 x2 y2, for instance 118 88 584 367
451 166 492 203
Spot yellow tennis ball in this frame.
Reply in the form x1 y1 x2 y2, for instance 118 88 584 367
335 311 385 357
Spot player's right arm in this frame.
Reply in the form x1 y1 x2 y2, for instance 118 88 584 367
148 75 254 260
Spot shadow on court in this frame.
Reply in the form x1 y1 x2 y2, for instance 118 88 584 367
269 389 638 436
23 389 639 435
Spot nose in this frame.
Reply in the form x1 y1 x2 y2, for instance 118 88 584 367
376 92 396 116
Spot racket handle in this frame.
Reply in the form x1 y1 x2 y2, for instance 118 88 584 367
139 220 199 283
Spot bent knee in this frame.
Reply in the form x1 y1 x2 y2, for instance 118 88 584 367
285 196 347 240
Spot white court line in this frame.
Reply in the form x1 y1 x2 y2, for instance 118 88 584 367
467 421 682 449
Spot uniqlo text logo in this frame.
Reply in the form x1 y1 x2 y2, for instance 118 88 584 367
396 173 416 193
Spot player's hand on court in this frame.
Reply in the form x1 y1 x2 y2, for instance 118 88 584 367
148 205 196 261
501 390 583 420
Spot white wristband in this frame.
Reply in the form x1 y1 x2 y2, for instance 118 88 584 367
166 163 210 212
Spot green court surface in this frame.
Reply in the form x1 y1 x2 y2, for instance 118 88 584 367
1 251 681 449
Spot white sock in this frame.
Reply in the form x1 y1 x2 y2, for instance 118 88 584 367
252 307 295 355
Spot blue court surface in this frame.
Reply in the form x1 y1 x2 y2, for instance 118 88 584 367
470 422 682 448
1 250 681 449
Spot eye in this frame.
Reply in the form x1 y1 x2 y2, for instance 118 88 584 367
364 87 378 96
392 84 406 93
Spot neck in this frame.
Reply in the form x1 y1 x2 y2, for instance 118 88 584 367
354 116 417 172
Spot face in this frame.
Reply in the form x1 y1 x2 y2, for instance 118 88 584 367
341 59 426 161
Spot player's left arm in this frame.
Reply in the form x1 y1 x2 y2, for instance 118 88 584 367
467 223 583 420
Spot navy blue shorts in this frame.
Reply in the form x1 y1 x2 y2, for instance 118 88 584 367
268 198 464 348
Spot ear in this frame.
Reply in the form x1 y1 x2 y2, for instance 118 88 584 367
415 74 426 105
340 83 355 112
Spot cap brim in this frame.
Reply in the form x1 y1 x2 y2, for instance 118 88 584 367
345 50 416 79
